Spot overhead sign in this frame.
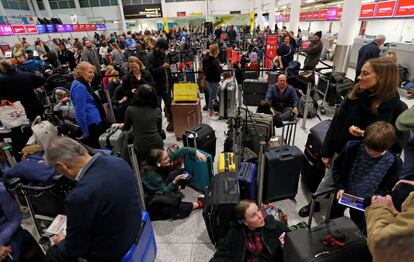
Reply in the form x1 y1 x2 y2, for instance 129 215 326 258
326 8 337 20
214 16 233 27
177 12 186 17
56 24 65 33
12 25 26 34
0 24 13 36
395 0 414 17
25 25 37 34
249 12 254 32
36 24 47 34
336 7 343 19
319 10 327 20
46 24 56 33
64 24 74 32
360 3 376 18
123 4 162 19
375 1 396 17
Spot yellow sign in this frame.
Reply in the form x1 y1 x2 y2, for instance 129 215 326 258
250 12 255 31
163 17 169 33
173 83 198 102
213 16 233 27
188 12 203 17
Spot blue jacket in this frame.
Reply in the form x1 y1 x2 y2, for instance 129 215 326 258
70 79 101 136
265 84 299 112
0 182 21 246
356 41 380 76
125 38 137 48
60 155 141 261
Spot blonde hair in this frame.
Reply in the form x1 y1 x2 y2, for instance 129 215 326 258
127 56 145 70
348 57 398 113
109 70 120 82
209 44 220 58
74 61 96 80
105 65 114 73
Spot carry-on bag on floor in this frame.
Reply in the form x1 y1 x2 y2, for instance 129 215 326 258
243 79 268 106
283 188 372 262
171 99 202 140
237 161 257 200
184 149 214 193
301 120 331 192
99 124 127 153
182 123 216 159
219 80 237 119
218 152 236 173
263 146 304 202
203 172 240 246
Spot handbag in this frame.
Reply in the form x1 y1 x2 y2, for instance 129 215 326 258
149 191 184 207
0 100 30 129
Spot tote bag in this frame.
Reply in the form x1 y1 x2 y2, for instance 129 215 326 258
0 100 30 129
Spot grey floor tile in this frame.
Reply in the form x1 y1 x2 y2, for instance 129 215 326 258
191 210 212 244
153 213 198 244
190 244 215 262
155 243 192 262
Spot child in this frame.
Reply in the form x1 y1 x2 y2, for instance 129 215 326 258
103 65 115 90
331 121 401 233
107 70 120 98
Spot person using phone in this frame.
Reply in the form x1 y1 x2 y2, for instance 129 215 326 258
141 147 207 220
331 121 401 233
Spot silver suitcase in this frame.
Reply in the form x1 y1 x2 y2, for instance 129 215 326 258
98 124 124 153
219 81 236 119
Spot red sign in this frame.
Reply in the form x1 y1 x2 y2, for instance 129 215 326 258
312 11 320 20
282 14 290 22
300 12 306 21
73 24 80 31
336 8 343 19
85 24 91 31
12 25 26 34
306 11 313 20
90 24 97 31
177 12 186 17
79 24 86 31
25 25 37 34
395 0 414 17
265 34 278 69
319 10 327 20
360 3 376 18
375 1 396 17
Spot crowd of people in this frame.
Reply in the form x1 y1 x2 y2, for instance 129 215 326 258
0 24 413 262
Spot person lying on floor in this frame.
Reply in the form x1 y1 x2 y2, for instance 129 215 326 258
141 147 207 220
211 200 289 262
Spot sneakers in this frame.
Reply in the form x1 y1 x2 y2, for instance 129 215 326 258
166 122 174 132
195 195 205 209
298 201 320 217
203 105 208 111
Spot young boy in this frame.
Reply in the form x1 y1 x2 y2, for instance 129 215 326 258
331 121 401 233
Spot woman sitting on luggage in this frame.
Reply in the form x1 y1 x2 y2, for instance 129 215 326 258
121 56 155 105
211 200 289 262
119 84 164 163
141 147 207 220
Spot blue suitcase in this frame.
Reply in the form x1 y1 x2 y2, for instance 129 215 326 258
184 149 214 193
237 162 258 200
120 211 157 262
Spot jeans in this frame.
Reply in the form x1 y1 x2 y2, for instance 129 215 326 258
401 144 414 179
276 107 293 121
315 153 338 199
157 88 172 121
207 81 220 111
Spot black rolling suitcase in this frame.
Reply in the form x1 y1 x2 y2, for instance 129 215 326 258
183 123 216 159
243 79 268 106
202 172 240 246
263 146 304 202
284 188 372 262
301 120 331 192
242 71 259 80
219 80 236 119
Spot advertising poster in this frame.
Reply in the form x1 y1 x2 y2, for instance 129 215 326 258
265 34 278 69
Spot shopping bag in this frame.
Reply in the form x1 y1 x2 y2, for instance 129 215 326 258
0 100 30 129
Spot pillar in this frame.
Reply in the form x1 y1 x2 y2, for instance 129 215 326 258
0 0 5 16
250 0 254 36
205 0 209 22
117 0 127 32
268 0 276 33
256 0 263 30
333 0 363 73
42 0 53 18
31 0 41 17
26 0 36 16
289 0 301 34
73 0 83 16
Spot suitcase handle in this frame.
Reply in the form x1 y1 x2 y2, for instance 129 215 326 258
279 152 293 159
224 178 238 194
307 187 336 229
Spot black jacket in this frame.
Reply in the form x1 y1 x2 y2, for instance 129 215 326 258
121 69 156 99
211 216 289 262
202 55 222 83
332 140 401 200
145 49 173 94
356 42 380 77
321 90 407 158
0 70 45 121
58 49 76 70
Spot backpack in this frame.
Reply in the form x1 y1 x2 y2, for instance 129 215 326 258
298 95 319 119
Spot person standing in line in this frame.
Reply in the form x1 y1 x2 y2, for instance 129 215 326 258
355 35 385 82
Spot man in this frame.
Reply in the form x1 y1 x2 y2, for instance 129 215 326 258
125 33 137 49
145 38 174 131
302 31 323 70
80 40 100 72
44 137 141 262
227 25 237 47
265 74 299 123
355 35 385 82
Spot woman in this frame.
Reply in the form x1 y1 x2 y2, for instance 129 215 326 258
57 43 76 70
73 41 83 65
122 56 155 103
276 36 294 69
202 44 222 120
120 84 163 162
99 41 109 65
34 40 47 57
70 62 106 148
299 57 408 217
110 43 126 75
211 200 289 261
141 147 206 220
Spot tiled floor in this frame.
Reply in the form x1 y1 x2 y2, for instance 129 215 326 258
22 56 414 261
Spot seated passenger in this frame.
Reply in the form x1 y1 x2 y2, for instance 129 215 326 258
44 137 141 262
265 74 299 122
211 200 289 262
331 121 401 233
141 147 206 220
